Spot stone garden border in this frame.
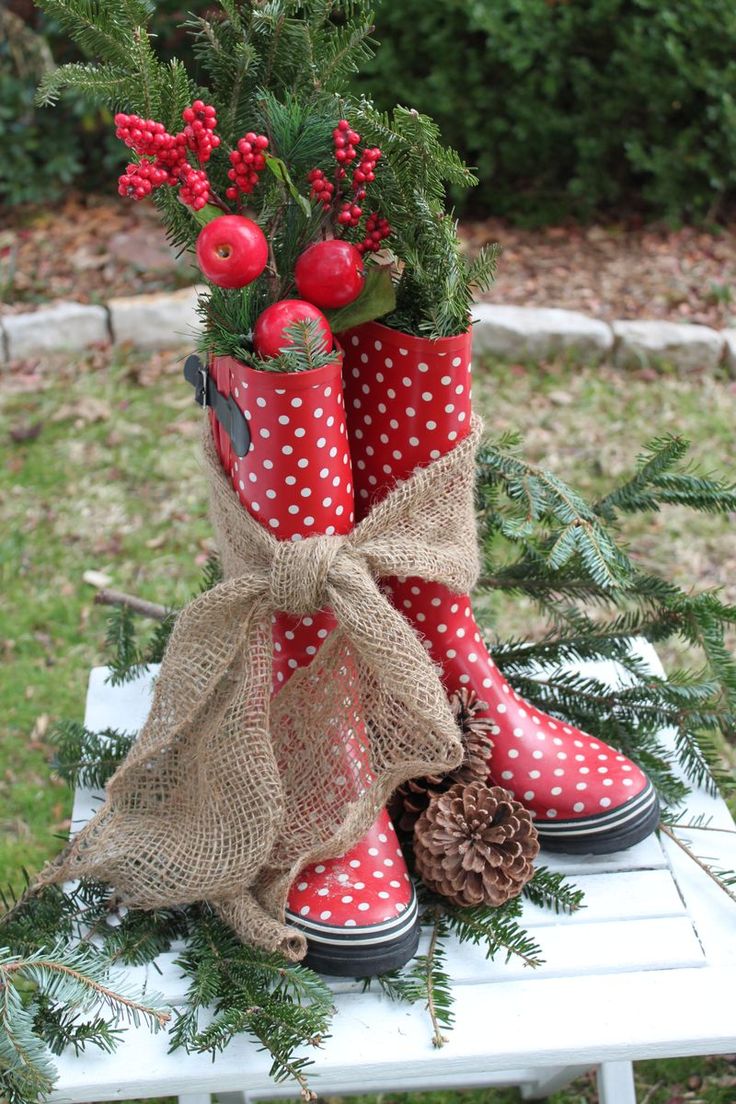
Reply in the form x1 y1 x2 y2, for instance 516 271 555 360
2 290 736 374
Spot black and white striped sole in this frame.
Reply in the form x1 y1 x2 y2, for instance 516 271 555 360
535 781 660 854
286 891 420 977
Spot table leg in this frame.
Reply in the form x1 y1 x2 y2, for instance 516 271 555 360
178 1095 212 1104
520 1065 589 1099
597 1060 637 1104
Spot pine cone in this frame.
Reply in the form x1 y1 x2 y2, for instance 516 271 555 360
414 781 539 908
390 688 495 833
448 688 494 786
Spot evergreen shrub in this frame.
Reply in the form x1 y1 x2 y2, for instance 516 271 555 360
6 0 736 223
360 0 736 223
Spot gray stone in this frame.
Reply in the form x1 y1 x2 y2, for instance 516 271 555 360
612 319 724 372
109 286 201 349
472 304 613 362
3 302 109 359
721 329 736 377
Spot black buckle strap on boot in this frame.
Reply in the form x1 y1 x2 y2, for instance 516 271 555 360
183 354 251 458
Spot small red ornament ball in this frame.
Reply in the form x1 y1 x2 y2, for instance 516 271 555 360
195 215 268 289
294 240 366 309
253 299 333 359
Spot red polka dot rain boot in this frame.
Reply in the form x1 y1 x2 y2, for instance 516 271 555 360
207 350 419 974
341 322 659 854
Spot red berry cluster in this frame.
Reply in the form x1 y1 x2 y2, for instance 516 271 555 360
179 165 212 211
227 132 269 200
352 146 381 195
182 100 220 164
357 212 392 254
114 102 229 211
305 117 389 247
333 118 360 177
337 200 363 227
115 114 172 159
117 159 169 200
307 168 335 210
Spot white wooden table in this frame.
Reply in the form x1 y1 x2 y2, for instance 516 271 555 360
49 642 736 1104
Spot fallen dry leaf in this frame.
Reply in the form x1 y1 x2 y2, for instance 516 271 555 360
52 396 112 426
83 569 113 589
9 421 43 443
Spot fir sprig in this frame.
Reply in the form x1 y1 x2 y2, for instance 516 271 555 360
250 318 340 373
48 721 135 790
371 910 455 1048
169 904 334 1100
0 942 170 1104
522 867 586 915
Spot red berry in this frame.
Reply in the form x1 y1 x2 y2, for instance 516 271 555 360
294 240 366 310
253 299 333 359
195 215 268 288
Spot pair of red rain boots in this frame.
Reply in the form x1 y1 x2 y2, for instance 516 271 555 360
198 322 658 976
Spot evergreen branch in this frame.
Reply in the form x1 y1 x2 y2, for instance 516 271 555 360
49 721 135 790
522 867 586 915
423 910 453 1047
33 0 142 64
5 948 171 1030
317 15 375 92
199 552 223 592
104 605 147 685
364 911 454 1047
0 942 170 1104
443 898 544 969
659 823 736 907
251 318 339 373
595 435 736 520
170 905 333 1100
36 63 130 108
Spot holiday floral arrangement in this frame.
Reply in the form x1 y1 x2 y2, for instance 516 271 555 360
3 3 736 1102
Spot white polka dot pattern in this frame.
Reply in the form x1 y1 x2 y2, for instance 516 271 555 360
341 323 649 826
212 354 353 691
209 352 413 929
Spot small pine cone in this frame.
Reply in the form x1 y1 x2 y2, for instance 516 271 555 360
447 688 494 786
414 781 540 908
390 688 495 833
388 773 444 834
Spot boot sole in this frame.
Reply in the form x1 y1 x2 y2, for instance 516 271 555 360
286 893 420 977
535 781 660 855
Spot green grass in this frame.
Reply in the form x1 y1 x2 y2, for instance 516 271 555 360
1 347 735 1103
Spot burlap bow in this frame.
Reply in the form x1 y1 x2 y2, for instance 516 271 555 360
38 416 483 959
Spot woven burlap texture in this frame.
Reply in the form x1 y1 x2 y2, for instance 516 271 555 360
37 416 483 960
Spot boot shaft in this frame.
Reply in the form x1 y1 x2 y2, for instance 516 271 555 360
343 321 473 516
209 353 354 689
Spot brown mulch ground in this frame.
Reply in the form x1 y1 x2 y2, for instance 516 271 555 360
463 218 736 328
3 193 736 328
0 193 196 314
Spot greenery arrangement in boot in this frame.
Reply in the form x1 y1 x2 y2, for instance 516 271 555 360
34 0 496 350
2 1 735 1101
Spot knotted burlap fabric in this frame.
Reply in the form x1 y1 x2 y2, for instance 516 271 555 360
37 416 483 960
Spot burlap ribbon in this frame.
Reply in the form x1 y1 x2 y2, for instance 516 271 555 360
38 416 483 960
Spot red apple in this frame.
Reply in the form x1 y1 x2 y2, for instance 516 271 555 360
195 215 268 288
253 299 333 359
294 239 366 309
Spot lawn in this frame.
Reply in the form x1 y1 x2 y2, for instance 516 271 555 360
1 345 735 1103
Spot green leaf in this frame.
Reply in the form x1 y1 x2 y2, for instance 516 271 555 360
264 155 312 218
190 204 225 228
328 265 396 333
